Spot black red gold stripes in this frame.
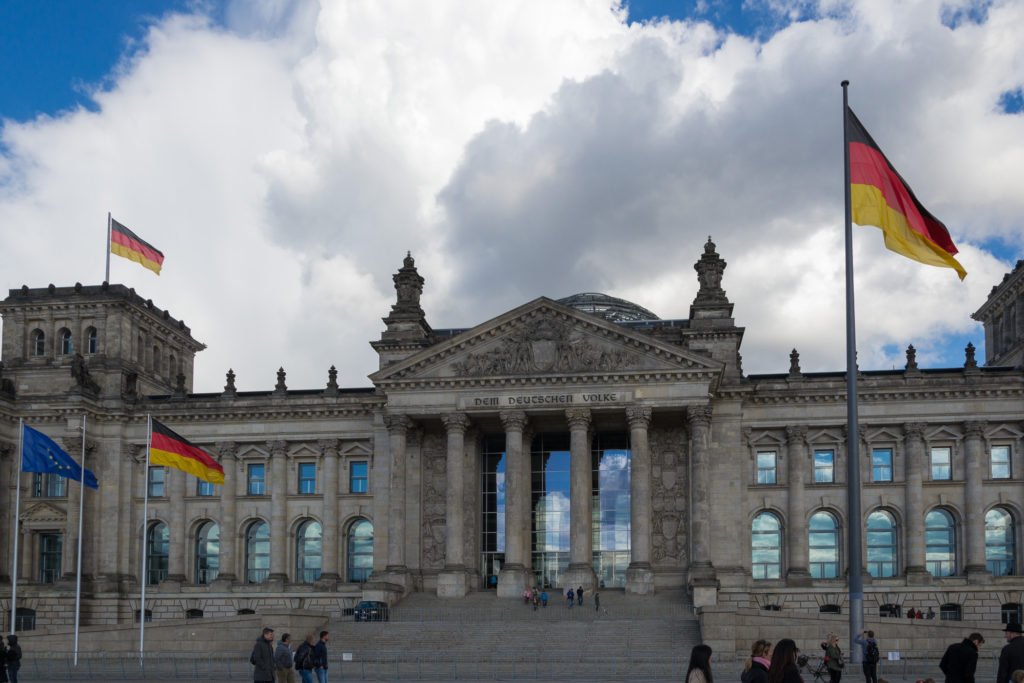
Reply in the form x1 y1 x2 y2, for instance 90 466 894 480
150 419 224 484
111 219 164 275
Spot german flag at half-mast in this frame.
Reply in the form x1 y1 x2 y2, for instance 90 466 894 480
110 218 164 275
150 419 224 484
847 107 966 280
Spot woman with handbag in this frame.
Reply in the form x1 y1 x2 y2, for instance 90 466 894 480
825 632 844 683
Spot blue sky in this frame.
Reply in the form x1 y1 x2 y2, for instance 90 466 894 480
1 0 1022 391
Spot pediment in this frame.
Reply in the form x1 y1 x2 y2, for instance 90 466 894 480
20 501 66 526
371 297 722 387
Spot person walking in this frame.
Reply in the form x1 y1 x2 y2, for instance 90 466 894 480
274 633 296 683
576 586 584 606
313 631 330 683
997 622 1024 683
825 632 844 683
3 635 18 683
251 627 276 683
854 630 879 683
540 591 548 607
0 634 8 683
743 639 772 683
686 644 714 683
767 638 803 683
294 635 317 683
567 589 574 608
595 591 600 613
939 632 985 683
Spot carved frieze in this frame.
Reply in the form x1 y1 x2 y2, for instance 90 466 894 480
649 426 688 567
420 432 446 570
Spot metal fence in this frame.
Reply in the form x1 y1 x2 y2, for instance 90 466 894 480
16 649 1002 681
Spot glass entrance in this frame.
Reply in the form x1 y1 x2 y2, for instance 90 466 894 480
531 434 571 588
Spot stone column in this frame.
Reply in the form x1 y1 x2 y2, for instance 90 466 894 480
786 425 812 584
688 405 717 606
62 461 83 585
963 422 991 580
267 440 288 585
0 444 13 583
439 413 471 597
213 442 238 586
903 423 929 581
317 439 340 587
626 406 654 594
497 410 531 597
382 414 411 588
564 407 596 591
163 465 187 587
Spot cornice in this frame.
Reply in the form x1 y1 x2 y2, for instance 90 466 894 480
375 369 721 392
742 384 1024 406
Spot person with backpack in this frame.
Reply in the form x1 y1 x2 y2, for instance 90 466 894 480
294 635 317 683
855 630 880 683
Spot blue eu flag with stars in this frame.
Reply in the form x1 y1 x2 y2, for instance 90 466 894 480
22 425 99 489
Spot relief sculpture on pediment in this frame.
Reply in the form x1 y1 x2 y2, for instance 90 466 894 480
420 433 446 570
649 426 688 567
452 317 639 376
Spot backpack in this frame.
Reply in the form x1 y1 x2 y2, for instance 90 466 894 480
865 642 879 663
295 644 310 670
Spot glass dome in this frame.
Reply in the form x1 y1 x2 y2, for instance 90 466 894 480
557 292 660 322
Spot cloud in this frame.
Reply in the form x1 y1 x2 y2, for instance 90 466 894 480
2 0 1024 393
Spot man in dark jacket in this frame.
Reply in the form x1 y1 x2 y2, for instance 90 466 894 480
939 633 984 683
5 634 21 683
997 622 1024 683
313 631 330 683
274 633 295 683
251 627 276 683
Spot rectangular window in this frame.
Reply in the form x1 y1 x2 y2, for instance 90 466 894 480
39 533 62 583
814 450 835 483
931 447 952 481
196 479 215 496
350 461 368 493
756 451 777 485
992 446 1011 479
32 473 66 498
872 448 893 482
147 467 165 497
298 463 316 494
248 464 265 495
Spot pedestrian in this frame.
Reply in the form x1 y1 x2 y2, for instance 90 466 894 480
531 591 539 611
576 586 583 606
825 632 844 683
275 633 296 683
686 644 714 683
854 630 879 683
768 638 803 683
595 591 600 612
251 627 276 683
939 632 985 683
567 589 574 608
313 631 330 683
0 634 8 683
523 588 531 604
742 639 772 683
3 635 18 683
927 608 935 620
997 622 1024 683
294 635 317 683
907 608 917 619
540 591 548 607
1011 671 1024 683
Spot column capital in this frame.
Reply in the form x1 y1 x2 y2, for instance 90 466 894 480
499 410 528 432
266 440 288 457
626 406 652 429
216 441 238 460
687 404 713 429
441 413 471 434
785 424 808 445
962 421 987 439
384 413 412 433
902 422 927 442
317 438 340 456
565 407 592 429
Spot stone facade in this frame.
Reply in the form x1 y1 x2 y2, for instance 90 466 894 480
1 240 1022 635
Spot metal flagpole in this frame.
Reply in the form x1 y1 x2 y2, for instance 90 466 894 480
139 414 152 659
10 418 23 633
842 79 865 661
106 212 112 283
73 415 87 666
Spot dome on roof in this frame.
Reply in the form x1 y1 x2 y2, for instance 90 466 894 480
557 292 660 322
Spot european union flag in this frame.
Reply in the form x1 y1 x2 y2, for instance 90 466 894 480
22 425 99 489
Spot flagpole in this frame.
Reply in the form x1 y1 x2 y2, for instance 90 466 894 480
73 415 87 666
139 414 152 659
842 79 865 660
106 213 112 283
10 419 23 634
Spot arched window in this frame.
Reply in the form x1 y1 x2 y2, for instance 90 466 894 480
820 604 841 614
925 509 956 577
32 329 46 356
867 510 898 578
810 512 840 579
245 521 270 584
86 327 98 354
186 608 204 619
15 607 36 631
1002 603 1023 624
169 353 176 378
59 328 72 355
153 346 161 374
146 522 169 585
135 609 153 623
347 518 374 583
296 520 323 584
986 508 1016 576
195 522 220 585
940 603 962 621
238 608 256 615
752 512 782 579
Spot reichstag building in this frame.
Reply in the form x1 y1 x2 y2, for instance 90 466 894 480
1 238 1022 631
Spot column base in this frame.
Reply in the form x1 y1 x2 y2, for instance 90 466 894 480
561 563 597 593
904 566 932 585
688 563 718 607
966 564 993 584
437 567 470 598
314 572 341 590
376 566 412 593
264 573 287 590
786 567 813 587
158 575 186 592
211 574 237 590
625 564 655 595
496 564 532 598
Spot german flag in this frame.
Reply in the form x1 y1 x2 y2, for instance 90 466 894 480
847 107 966 280
110 218 164 275
150 419 224 484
